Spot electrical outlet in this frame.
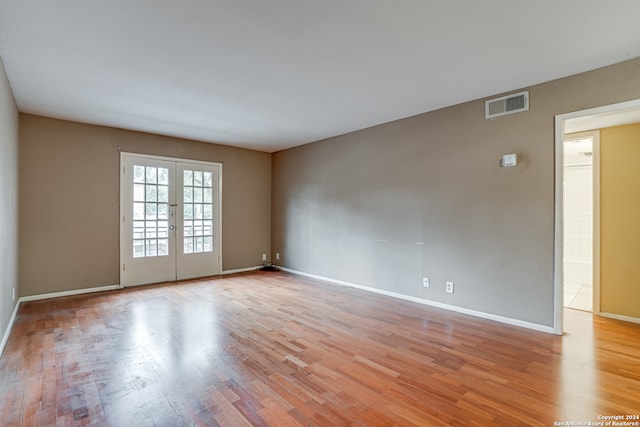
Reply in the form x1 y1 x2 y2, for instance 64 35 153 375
276 252 280 261
262 253 267 262
422 277 430 288
446 281 454 294
12 287 15 301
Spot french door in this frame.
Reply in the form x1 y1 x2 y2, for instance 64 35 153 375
120 153 221 287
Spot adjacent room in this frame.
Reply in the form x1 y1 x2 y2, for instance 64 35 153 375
2 1 640 425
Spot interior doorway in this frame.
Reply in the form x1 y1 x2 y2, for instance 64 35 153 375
554 99 640 334
563 131 597 312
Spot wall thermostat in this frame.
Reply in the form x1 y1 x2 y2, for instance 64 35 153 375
500 153 518 167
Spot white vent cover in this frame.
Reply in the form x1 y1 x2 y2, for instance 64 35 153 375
485 91 529 119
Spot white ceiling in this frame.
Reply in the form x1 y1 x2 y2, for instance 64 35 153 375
1 1 640 153
564 135 593 167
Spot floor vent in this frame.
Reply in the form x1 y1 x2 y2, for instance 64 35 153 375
485 91 529 119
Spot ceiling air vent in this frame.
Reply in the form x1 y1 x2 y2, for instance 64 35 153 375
485 91 529 119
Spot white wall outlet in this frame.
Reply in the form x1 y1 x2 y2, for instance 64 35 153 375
422 277 430 288
12 287 16 301
446 281 454 294
262 253 267 262
276 252 280 261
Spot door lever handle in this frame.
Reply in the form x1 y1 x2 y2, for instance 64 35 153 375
170 203 178 207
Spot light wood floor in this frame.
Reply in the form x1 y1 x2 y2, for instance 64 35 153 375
1 271 639 426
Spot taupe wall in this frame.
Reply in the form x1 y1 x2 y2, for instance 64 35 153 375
19 115 271 296
272 58 640 328
0 57 19 344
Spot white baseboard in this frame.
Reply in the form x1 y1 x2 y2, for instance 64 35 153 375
0 300 21 357
600 312 640 324
20 284 121 302
279 267 556 334
221 266 262 275
18 268 265 304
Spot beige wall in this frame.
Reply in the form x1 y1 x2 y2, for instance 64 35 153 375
0 56 19 346
272 58 640 328
600 123 640 318
19 115 271 296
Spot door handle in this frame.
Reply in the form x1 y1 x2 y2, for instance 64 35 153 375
169 225 175 230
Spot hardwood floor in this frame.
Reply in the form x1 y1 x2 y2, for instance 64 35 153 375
1 271 639 426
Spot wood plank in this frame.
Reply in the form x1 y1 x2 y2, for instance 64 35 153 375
1 271 639 426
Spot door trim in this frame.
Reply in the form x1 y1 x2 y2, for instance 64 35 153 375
554 98 640 334
119 152 223 287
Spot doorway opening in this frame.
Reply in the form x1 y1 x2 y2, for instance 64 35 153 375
563 131 598 312
554 99 640 334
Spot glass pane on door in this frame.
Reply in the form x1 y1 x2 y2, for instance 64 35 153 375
132 165 170 258
182 169 214 254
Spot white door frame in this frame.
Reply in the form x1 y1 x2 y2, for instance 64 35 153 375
119 152 223 287
553 99 640 334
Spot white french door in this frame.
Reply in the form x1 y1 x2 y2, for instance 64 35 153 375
120 153 221 287
175 162 220 280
